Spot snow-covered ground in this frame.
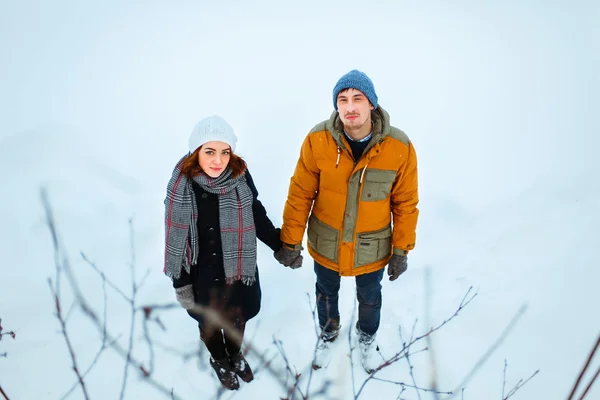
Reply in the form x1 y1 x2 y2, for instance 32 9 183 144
1 1 599 399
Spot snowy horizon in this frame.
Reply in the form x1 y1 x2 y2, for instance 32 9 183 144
1 1 599 399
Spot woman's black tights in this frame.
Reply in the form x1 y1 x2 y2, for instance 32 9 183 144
200 319 246 360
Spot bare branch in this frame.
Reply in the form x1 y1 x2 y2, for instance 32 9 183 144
63 300 77 325
568 333 600 400
356 345 431 399
60 251 114 400
355 285 477 398
445 303 527 399
59 337 119 400
502 359 508 399
0 318 17 342
303 292 322 393
80 252 132 303
417 286 477 347
48 278 90 400
141 313 157 376
399 321 421 400
0 386 9 400
41 189 184 400
273 337 306 399
578 365 600 400
119 218 138 400
139 304 181 313
137 268 151 291
102 272 108 347
425 267 440 400
503 369 539 399
349 297 358 397
371 377 452 396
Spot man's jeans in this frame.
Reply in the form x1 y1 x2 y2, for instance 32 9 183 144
314 261 384 336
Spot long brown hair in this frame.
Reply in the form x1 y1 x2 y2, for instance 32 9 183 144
180 146 247 179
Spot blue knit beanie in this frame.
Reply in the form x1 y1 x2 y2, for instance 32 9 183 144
332 69 378 110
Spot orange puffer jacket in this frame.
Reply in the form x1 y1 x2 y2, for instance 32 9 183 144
281 106 419 276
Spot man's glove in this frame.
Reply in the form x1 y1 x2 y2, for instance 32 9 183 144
175 284 195 309
274 244 303 269
387 254 408 281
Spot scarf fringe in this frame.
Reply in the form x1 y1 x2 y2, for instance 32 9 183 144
226 276 257 286
164 269 178 280
163 260 191 281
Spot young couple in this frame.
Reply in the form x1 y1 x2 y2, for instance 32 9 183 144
163 70 419 390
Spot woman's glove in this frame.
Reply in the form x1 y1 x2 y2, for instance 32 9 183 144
175 284 195 309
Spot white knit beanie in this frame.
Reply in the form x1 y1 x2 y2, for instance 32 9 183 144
188 115 237 153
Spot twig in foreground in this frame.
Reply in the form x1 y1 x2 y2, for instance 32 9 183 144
119 218 138 400
503 368 539 399
0 386 10 400
0 318 17 341
371 376 452 396
41 189 184 400
354 286 477 398
444 303 527 399
48 278 90 400
399 321 421 400
567 333 600 400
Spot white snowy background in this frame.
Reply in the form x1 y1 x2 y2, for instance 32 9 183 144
1 0 599 399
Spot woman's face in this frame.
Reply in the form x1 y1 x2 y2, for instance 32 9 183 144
198 141 231 178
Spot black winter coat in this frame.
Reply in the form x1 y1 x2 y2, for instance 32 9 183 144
172 169 281 327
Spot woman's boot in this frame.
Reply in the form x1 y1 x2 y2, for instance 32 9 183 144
209 356 239 390
229 351 254 383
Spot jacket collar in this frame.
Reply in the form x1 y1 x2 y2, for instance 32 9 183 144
327 106 391 156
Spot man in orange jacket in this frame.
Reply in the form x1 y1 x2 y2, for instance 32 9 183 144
274 69 419 372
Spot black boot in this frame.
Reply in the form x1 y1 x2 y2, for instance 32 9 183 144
229 351 254 383
209 356 239 390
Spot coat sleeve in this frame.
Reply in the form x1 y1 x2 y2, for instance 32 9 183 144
171 266 192 288
245 169 282 252
390 140 419 254
281 135 320 247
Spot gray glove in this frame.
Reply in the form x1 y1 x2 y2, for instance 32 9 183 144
175 284 195 309
274 244 303 269
387 254 408 281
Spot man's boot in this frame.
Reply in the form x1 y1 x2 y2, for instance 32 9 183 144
356 323 381 374
312 323 340 370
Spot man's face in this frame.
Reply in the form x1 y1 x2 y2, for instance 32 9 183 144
336 88 374 130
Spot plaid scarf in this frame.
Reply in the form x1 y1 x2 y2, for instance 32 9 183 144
164 156 257 285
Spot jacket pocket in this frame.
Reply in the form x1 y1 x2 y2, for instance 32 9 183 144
360 169 396 202
355 225 392 267
307 215 339 263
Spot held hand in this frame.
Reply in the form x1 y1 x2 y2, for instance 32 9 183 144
175 284 195 309
274 244 303 269
387 254 408 281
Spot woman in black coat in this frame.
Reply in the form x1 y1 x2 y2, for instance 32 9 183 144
164 115 281 390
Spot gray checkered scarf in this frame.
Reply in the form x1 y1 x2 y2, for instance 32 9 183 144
164 156 257 285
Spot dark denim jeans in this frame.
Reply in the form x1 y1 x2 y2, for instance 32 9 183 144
314 261 384 336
